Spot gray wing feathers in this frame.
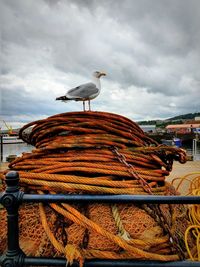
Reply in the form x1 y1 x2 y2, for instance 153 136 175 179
66 82 98 99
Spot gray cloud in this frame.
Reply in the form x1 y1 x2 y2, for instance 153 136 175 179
0 0 200 128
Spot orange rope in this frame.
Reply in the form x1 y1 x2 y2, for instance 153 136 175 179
50 201 178 261
2 111 188 264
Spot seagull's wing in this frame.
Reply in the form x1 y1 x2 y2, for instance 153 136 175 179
66 82 98 99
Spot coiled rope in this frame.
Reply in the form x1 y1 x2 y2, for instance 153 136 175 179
0 111 190 265
5 111 186 196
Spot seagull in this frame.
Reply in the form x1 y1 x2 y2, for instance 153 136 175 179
56 71 106 111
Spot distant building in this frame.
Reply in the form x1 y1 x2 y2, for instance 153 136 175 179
166 123 200 134
195 116 200 121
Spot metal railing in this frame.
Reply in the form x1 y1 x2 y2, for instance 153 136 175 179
0 171 200 267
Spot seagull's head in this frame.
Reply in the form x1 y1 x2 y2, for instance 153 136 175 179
93 71 106 78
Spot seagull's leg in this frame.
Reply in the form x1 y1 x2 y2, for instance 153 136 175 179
88 100 91 111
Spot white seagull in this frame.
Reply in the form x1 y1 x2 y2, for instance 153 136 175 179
56 71 106 111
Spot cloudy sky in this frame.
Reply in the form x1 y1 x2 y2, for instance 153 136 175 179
0 0 200 129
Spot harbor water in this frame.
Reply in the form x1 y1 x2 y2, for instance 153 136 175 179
0 142 34 162
0 141 199 162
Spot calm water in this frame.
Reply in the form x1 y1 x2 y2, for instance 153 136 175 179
1 143 34 162
0 141 200 162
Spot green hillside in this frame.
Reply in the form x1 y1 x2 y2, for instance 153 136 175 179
166 112 200 121
138 112 200 127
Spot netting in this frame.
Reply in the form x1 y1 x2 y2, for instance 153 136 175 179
0 111 195 266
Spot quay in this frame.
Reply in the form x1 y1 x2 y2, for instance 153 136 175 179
167 160 200 194
168 160 200 180
0 162 8 171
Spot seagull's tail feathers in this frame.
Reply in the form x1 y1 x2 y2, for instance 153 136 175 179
56 95 70 102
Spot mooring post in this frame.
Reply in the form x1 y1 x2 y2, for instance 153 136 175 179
0 171 25 267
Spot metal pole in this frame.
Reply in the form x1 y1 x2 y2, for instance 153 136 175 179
23 258 200 266
0 135 3 162
192 139 197 160
23 193 200 204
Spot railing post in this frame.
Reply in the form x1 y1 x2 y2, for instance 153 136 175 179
0 171 25 267
0 135 3 162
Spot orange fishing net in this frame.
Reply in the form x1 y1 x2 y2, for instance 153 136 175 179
0 111 194 266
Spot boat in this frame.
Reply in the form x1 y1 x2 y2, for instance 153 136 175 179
161 137 182 148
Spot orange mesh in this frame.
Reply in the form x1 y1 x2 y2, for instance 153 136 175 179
118 204 160 239
66 223 86 247
87 204 119 251
22 204 57 257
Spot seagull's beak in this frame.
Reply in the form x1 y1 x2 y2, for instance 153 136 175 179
100 72 106 77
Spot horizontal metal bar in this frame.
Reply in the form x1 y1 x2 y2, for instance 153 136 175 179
24 258 200 266
23 194 200 204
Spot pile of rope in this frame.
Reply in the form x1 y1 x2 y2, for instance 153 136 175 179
0 111 194 266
